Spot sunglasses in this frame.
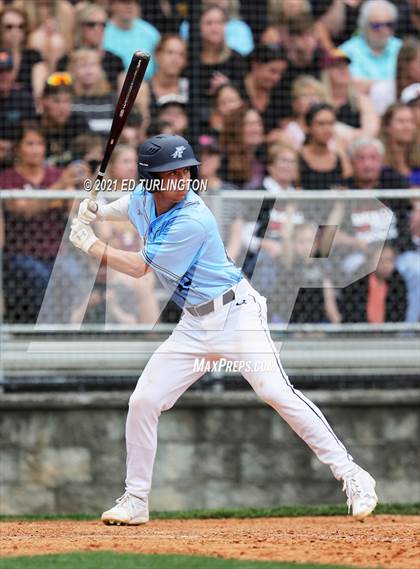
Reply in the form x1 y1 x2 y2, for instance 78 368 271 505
369 21 395 31
46 72 73 86
82 21 106 28
274 157 298 165
2 23 25 30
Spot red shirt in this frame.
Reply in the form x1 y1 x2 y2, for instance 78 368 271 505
0 166 69 260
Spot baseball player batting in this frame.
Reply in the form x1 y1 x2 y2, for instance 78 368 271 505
69 134 378 525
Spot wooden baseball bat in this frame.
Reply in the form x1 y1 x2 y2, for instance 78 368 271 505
91 50 150 199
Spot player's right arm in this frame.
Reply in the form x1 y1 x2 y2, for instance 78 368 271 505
89 239 149 278
78 196 130 224
69 218 148 278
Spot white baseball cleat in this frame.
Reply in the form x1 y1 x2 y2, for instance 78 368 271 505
101 492 149 525
342 466 378 520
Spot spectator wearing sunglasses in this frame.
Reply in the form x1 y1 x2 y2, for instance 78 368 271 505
339 0 402 91
56 3 125 91
0 6 48 101
39 72 91 167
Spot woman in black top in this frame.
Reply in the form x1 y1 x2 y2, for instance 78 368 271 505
56 3 124 91
320 49 379 136
0 6 48 100
193 5 247 124
298 103 350 190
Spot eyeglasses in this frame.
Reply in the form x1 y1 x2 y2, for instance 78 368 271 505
273 157 298 165
82 21 106 29
46 72 73 86
369 21 395 31
2 23 25 30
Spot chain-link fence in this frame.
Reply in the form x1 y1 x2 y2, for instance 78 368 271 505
1 188 419 328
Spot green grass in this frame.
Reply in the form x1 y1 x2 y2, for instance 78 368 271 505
0 552 383 569
0 502 418 522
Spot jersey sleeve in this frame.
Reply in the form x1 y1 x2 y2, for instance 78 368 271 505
99 195 130 221
141 218 206 280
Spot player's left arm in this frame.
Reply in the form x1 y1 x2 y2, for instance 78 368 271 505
78 195 131 224
69 218 149 278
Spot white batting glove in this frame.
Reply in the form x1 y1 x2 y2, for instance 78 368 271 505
78 199 103 225
69 218 98 253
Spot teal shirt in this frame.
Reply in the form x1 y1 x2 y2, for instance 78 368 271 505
103 19 160 79
339 34 402 80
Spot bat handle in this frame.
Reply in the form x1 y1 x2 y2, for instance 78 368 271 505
91 170 106 200
87 200 99 214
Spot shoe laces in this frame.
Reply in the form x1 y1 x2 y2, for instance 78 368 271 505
115 492 131 506
115 492 145 508
342 476 362 513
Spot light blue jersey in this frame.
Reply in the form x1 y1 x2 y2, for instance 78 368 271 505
339 35 402 81
128 187 242 308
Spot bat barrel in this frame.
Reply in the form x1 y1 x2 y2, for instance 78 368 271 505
89 50 150 200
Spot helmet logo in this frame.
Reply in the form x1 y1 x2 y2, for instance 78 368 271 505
171 145 186 159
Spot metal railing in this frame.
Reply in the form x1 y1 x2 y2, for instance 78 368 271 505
0 188 419 199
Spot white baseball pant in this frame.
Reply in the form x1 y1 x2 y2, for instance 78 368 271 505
125 278 355 498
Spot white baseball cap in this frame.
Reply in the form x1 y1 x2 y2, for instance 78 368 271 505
400 83 420 105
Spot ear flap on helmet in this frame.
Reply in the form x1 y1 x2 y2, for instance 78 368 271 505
190 166 199 181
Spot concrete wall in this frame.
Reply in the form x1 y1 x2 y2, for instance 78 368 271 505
0 390 419 515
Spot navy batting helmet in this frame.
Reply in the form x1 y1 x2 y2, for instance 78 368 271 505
138 134 200 185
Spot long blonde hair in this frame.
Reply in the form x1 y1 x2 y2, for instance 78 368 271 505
22 0 74 51
321 69 358 112
107 144 138 180
68 48 110 97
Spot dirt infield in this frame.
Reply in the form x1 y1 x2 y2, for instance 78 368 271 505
1 516 419 568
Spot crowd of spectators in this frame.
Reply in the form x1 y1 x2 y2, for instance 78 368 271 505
0 0 419 325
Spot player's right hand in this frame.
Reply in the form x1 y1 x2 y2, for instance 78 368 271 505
69 218 98 253
78 199 99 225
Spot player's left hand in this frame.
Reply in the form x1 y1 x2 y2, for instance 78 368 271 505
69 218 98 253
